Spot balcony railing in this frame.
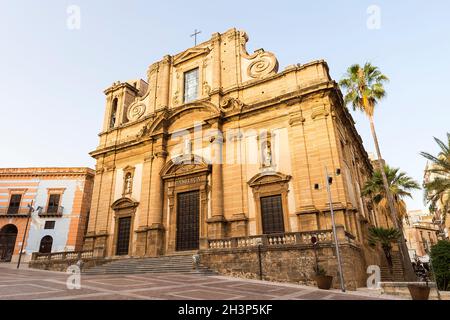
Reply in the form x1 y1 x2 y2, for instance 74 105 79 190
207 227 356 250
31 250 94 261
0 206 30 216
39 205 64 217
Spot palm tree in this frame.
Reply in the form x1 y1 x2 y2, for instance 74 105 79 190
368 227 401 267
421 133 450 233
368 227 401 268
362 165 421 226
339 62 416 280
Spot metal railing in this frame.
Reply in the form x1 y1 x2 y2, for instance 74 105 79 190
0 206 30 216
39 205 64 217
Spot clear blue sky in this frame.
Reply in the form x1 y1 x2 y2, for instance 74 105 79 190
1 0 449 210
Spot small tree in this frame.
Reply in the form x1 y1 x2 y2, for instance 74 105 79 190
368 227 401 268
430 240 450 290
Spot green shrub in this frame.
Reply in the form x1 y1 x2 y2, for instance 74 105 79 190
430 240 450 291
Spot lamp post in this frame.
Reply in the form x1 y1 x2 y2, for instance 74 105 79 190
324 167 346 292
17 201 34 269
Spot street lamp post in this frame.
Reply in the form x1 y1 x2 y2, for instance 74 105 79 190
324 167 346 292
17 201 34 269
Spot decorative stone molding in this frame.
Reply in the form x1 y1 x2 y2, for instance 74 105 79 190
289 112 306 126
311 104 330 120
203 82 211 96
219 96 244 112
111 197 139 211
161 154 211 179
239 31 278 79
173 47 211 66
127 103 146 122
248 172 292 188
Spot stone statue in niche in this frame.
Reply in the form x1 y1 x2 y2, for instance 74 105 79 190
262 140 272 168
124 172 133 195
183 138 192 155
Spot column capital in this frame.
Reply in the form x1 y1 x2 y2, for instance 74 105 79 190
154 151 168 159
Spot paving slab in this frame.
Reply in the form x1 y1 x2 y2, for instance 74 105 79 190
0 263 404 300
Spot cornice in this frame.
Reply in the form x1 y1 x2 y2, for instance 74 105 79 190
0 167 95 178
90 81 335 158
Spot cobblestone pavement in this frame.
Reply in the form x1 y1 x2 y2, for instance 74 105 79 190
0 263 403 300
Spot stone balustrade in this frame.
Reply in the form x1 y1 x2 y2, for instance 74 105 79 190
31 250 94 261
207 227 355 250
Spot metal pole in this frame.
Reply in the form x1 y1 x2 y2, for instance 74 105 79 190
426 247 441 300
17 201 33 269
325 167 346 292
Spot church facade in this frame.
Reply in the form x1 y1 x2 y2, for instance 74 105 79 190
84 29 384 286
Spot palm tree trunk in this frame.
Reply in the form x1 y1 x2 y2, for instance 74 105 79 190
369 116 416 281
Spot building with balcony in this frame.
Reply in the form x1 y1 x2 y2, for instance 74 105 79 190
423 162 449 240
0 167 94 262
404 209 440 262
78 29 392 289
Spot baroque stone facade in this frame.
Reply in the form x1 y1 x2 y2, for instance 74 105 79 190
84 28 386 288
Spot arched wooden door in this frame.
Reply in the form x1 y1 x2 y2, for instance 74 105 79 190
0 224 18 262
39 236 53 254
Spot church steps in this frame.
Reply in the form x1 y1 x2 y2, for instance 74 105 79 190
82 254 215 275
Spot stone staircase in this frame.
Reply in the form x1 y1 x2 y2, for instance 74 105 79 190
380 252 406 282
82 253 216 276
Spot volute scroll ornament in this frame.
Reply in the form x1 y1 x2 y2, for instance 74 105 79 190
219 97 244 112
127 103 146 122
247 50 279 79
239 31 279 80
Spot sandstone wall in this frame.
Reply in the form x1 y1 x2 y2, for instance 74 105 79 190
200 243 367 290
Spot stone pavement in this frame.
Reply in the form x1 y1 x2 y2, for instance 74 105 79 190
0 263 404 300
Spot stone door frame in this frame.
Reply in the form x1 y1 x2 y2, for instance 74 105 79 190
161 154 211 253
110 197 139 257
248 172 292 235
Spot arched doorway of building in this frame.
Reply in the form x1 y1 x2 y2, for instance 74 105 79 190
39 235 53 254
0 224 18 262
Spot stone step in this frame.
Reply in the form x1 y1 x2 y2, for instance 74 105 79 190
82 255 214 276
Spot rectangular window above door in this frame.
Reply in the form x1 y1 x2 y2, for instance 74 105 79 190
183 68 199 103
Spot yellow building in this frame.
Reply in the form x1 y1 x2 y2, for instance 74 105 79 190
424 163 449 239
83 29 388 288
404 210 439 262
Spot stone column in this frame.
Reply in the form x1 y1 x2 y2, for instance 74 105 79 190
158 55 171 109
211 33 221 91
207 120 226 239
146 142 167 256
135 155 153 257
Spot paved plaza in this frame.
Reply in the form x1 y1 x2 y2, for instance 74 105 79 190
0 263 402 300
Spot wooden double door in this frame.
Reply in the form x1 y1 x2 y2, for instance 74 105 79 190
176 190 200 251
260 194 285 234
116 217 132 256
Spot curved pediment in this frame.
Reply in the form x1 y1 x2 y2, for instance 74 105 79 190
248 172 291 187
136 102 221 140
161 154 211 179
111 197 139 210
